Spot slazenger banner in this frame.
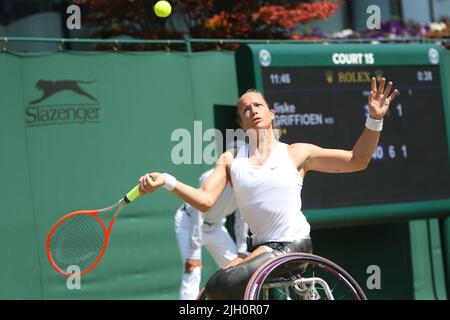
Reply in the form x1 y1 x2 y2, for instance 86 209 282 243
25 80 101 127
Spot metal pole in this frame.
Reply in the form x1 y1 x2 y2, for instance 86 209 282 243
184 34 192 54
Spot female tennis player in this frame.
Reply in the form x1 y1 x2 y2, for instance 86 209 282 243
139 77 397 299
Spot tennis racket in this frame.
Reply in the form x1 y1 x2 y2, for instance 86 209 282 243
46 184 141 277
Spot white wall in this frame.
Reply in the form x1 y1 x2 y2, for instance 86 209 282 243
401 0 432 24
351 0 392 31
432 0 450 19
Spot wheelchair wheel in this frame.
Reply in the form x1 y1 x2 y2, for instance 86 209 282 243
196 287 207 300
244 253 367 300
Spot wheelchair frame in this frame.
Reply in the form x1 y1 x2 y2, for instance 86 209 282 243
198 252 367 300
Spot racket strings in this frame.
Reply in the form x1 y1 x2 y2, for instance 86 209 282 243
49 214 105 273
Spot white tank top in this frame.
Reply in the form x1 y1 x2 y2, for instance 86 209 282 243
230 142 310 245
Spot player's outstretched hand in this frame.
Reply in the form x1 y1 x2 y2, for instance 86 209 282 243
368 77 398 120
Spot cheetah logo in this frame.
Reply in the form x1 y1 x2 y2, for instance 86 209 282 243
30 80 97 105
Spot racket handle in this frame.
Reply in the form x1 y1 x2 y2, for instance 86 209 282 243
124 184 141 203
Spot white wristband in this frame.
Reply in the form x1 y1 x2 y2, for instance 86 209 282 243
162 173 177 191
365 117 383 132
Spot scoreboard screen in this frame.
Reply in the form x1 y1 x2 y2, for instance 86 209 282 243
235 44 450 223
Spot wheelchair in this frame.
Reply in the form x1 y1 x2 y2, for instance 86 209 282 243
198 252 367 300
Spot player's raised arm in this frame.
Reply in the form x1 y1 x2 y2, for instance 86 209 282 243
138 151 233 213
291 77 398 174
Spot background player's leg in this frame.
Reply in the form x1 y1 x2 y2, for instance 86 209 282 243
175 209 201 300
203 222 238 268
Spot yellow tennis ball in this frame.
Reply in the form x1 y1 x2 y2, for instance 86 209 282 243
154 1 172 18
